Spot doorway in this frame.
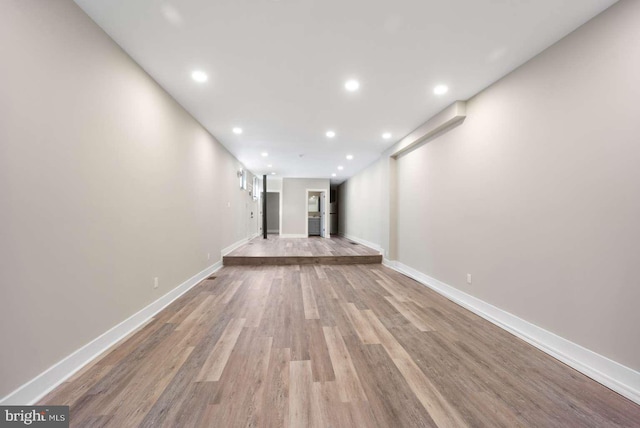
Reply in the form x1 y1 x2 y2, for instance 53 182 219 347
305 189 328 238
266 192 280 234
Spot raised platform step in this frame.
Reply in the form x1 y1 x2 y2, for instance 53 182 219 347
223 254 382 266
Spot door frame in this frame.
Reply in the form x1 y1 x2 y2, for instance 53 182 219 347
304 189 329 238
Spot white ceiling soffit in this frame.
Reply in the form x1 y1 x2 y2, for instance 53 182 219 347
74 0 617 184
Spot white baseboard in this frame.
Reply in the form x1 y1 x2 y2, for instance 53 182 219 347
279 234 308 238
339 233 384 255
0 261 223 406
382 259 640 405
221 233 260 257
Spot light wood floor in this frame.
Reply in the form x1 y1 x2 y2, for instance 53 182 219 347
40 264 640 427
227 235 380 257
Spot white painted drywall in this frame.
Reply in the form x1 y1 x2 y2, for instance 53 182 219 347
281 178 330 236
338 159 385 249
266 177 282 192
0 0 258 397
341 0 640 372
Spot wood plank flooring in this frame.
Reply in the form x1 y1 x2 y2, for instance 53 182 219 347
40 264 640 427
226 235 380 257
224 236 382 266
223 255 383 266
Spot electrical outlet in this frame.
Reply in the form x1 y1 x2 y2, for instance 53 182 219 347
207 253 210 260
154 277 159 289
227 201 231 208
466 274 472 285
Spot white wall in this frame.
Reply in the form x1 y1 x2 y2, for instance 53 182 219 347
338 159 385 250
341 0 640 384
245 172 262 239
266 176 282 192
0 0 258 398
281 178 330 237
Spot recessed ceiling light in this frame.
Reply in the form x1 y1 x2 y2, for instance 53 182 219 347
433 84 449 95
271 172 276 175
346 154 353 160
267 164 272 168
326 130 336 138
261 152 268 157
232 127 243 134
191 70 208 82
345 79 360 92
331 173 337 177
337 165 344 170
382 132 392 139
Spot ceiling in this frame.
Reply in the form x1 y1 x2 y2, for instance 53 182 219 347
74 0 616 184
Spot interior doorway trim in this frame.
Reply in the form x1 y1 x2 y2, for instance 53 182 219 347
305 189 329 238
